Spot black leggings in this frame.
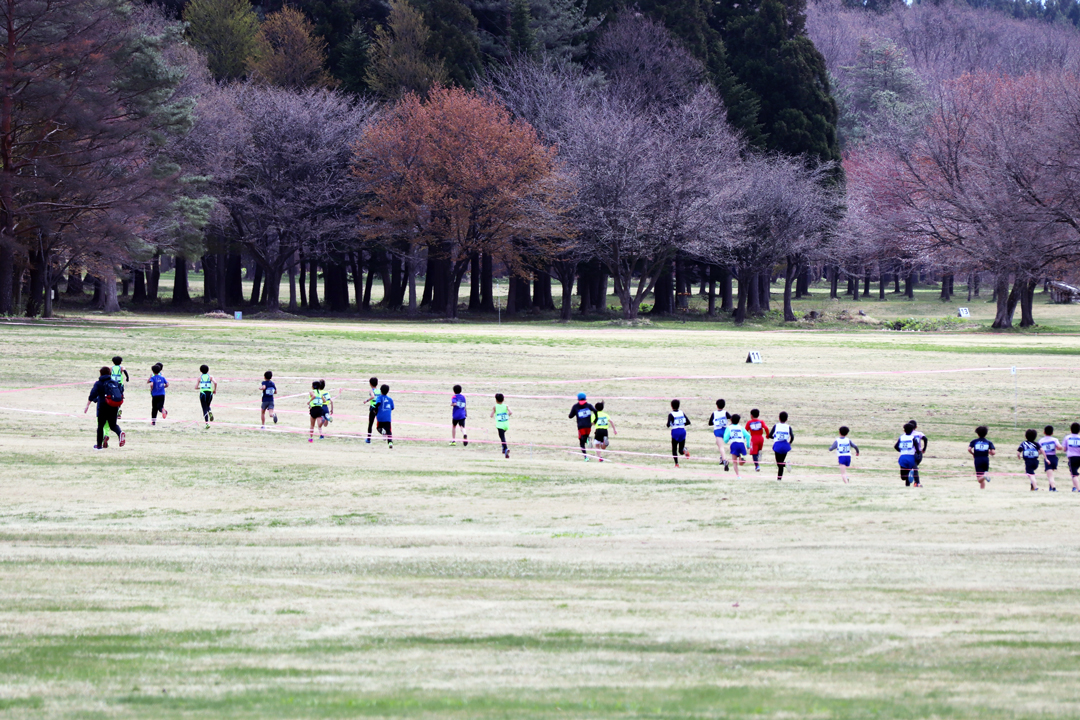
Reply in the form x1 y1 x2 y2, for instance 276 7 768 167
97 407 121 446
151 395 165 418
498 428 508 454
775 451 788 478
199 391 213 421
912 453 923 483
671 438 685 465
367 407 377 438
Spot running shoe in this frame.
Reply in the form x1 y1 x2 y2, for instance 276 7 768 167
1031 485 1039 491
102 435 109 449
272 413 278 424
308 438 313 443
152 421 156 426
208 412 214 422
92 445 102 450
118 432 126 447
366 438 371 444
598 458 604 463
161 409 168 419
450 441 456 446
724 461 730 471
584 455 590 462
755 466 760 472
504 451 510 459
326 416 333 424
319 435 324 440
205 423 210 429
1050 487 1058 492
463 437 468 447
388 441 394 449
684 451 690 459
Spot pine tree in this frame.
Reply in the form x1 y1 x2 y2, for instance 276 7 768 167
183 0 260 81
509 0 537 56
415 0 482 88
712 0 841 165
365 0 448 98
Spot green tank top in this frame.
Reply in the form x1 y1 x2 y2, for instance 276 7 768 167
321 390 332 406
198 374 212 392
111 365 124 385
309 391 324 408
494 403 509 430
369 389 377 408
595 411 610 429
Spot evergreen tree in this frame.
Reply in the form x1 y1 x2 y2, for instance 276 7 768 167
365 0 448 98
416 0 483 87
713 0 841 165
183 0 260 81
336 22 373 93
248 7 336 88
509 0 537 56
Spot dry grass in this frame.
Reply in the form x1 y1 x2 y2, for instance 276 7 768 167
1 316 1079 718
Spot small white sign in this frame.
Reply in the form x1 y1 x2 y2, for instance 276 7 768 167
234 311 242 320
957 307 970 317
746 351 763 364
1011 366 1017 375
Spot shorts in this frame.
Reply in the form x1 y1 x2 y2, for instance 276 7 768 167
713 428 725 438
1070 456 1080 477
309 407 323 419
729 441 746 457
377 420 392 435
898 455 916 470
1024 458 1040 474
772 441 791 454
261 400 274 411
594 429 608 444
671 428 686 442
750 438 765 455
974 458 990 474
152 395 165 412
452 417 466 427
1045 455 1059 471
322 405 331 417
578 427 591 439
838 456 851 467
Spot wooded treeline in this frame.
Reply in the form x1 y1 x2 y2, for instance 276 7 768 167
3 0 1080 327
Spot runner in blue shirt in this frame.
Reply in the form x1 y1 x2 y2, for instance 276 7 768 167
894 422 919 486
146 363 168 426
667 399 690 468
260 371 278 428
450 384 468 447
376 384 395 448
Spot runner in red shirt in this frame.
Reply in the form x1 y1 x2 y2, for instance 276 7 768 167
746 408 768 472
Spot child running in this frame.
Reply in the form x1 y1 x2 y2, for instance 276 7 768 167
147 363 168 425
307 381 325 442
366 377 378 444
707 399 731 471
85 366 125 449
260 371 278 428
1064 422 1080 492
829 426 859 483
376 384 394 448
746 409 768 472
319 380 334 427
1018 429 1041 491
967 426 995 489
592 401 616 462
770 412 794 481
491 393 511 458
667 399 690 467
451 385 468 446
909 419 928 486
196 365 216 429
723 413 747 477
110 356 130 421
1038 425 1062 492
895 422 919 486
569 393 597 461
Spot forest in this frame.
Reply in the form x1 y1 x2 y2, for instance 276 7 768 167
2 0 1080 327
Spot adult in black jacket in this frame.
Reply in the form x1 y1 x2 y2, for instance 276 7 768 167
84 366 124 449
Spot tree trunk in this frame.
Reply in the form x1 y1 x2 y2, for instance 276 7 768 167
905 271 915 299
991 275 1015 329
362 255 375 311
350 252 364 313
795 265 810 299
675 256 689 310
864 268 871 298
720 266 732 312
287 260 297 311
879 270 887 300
264 267 283 310
121 271 130 298
133 269 146 304
102 268 121 313
1019 278 1037 327
973 272 981 298
650 260 673 315
249 262 263 306
505 273 517 316
707 264 716 317
828 266 838 299
201 255 215 303
407 245 418 316
25 247 44 317
578 263 592 315
534 269 554 310
0 241 13 315
734 272 748 324
172 256 190 305
940 272 952 301
558 266 574 321
759 270 771 311
66 270 84 296
747 272 761 316
894 271 901 293
298 256 308 309
90 275 103 308
480 253 495 312
468 252 481 311
307 259 320 310
225 254 242 306
851 267 860 301
783 258 797 321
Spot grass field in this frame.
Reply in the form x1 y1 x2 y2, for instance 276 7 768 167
2 315 1080 718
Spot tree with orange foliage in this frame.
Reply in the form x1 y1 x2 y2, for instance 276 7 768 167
248 7 335 89
354 85 572 317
